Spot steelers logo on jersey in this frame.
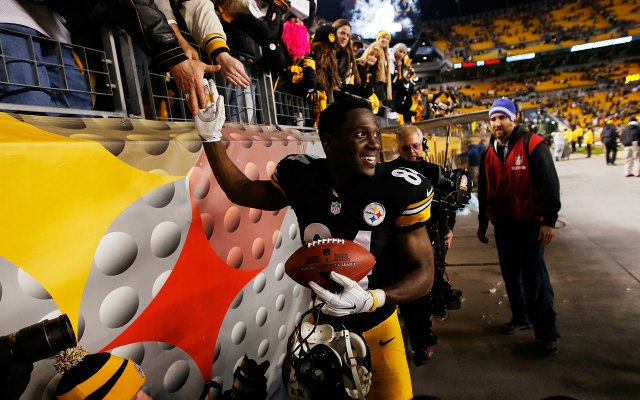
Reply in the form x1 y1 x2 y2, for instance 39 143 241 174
363 202 386 226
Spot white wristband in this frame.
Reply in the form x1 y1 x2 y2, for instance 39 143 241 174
202 131 222 142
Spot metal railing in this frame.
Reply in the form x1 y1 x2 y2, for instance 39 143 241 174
0 26 403 133
0 26 124 117
0 26 316 128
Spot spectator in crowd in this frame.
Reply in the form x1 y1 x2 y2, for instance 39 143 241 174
389 124 455 366
40 0 220 116
214 0 303 75
584 125 594 158
569 124 579 153
355 46 380 113
410 90 425 122
602 118 619 165
561 128 572 160
351 33 365 58
309 23 341 125
0 0 93 114
621 116 640 177
54 346 151 399
574 124 584 148
155 0 250 88
361 30 392 106
432 91 458 118
459 138 485 189
310 24 341 92
419 88 445 120
390 43 409 82
553 129 567 161
197 91 435 400
332 19 361 88
274 12 316 126
477 97 561 356
274 13 316 98
393 65 417 125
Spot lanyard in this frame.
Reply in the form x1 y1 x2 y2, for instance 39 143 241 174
493 140 508 161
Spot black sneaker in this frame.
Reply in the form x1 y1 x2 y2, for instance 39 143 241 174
499 322 532 335
540 340 559 355
413 347 434 367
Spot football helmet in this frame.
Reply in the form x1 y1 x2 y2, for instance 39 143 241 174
282 306 372 400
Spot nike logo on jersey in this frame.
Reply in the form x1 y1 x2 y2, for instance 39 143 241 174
379 337 395 346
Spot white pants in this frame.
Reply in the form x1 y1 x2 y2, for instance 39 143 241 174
554 143 565 160
624 143 640 176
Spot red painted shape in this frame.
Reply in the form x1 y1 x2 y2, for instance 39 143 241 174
102 200 259 379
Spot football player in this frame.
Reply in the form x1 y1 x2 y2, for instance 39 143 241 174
196 80 434 400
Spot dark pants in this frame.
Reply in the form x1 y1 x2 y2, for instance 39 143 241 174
494 222 559 341
399 296 437 352
605 141 617 164
586 143 592 157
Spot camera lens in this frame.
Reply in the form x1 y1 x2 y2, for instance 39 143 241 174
1 314 76 365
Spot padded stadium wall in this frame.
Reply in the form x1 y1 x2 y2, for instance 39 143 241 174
0 113 324 399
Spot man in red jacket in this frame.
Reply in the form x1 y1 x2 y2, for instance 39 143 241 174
477 97 561 355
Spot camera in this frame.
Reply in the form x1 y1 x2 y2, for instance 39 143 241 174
200 354 270 400
1 314 76 400
422 166 471 318
0 314 76 374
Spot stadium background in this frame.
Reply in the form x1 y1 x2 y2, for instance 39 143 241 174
0 0 638 399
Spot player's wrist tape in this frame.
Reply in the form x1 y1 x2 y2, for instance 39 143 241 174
367 289 386 312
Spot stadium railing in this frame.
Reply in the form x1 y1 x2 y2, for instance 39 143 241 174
0 26 398 133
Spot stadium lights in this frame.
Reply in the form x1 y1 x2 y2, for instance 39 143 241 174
506 53 535 62
570 36 632 52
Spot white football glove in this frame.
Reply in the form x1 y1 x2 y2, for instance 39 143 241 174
309 272 386 317
195 79 225 142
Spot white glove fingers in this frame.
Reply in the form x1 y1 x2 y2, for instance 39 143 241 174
329 271 355 288
216 94 226 120
309 281 348 308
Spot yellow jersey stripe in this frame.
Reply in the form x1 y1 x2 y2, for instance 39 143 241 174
396 204 431 227
402 191 433 216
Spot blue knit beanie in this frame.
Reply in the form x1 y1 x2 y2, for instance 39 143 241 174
489 97 516 121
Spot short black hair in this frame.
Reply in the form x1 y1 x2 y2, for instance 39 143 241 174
318 97 372 137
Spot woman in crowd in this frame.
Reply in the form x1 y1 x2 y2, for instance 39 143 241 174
356 45 382 113
362 30 392 106
332 19 361 88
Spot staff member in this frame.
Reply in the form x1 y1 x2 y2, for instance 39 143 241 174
477 97 561 355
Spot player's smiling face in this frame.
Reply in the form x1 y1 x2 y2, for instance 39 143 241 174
326 108 380 183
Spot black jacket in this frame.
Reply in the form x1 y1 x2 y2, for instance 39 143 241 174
621 122 640 146
601 124 619 144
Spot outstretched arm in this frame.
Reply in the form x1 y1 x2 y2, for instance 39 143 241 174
178 0 250 88
196 80 287 210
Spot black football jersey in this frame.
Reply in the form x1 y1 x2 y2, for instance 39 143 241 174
272 154 433 331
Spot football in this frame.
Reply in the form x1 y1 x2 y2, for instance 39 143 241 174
285 238 376 291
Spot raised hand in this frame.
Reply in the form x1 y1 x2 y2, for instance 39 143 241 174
195 79 226 142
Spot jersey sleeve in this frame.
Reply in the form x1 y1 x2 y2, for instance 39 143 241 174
270 154 316 198
390 167 434 231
